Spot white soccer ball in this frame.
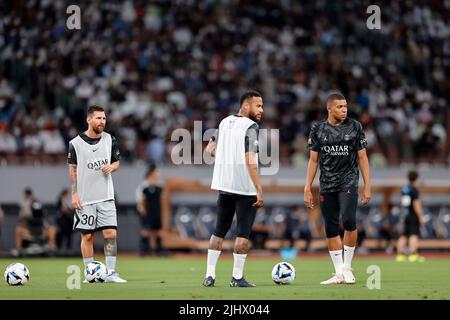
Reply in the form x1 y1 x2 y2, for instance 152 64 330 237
84 261 108 283
272 261 296 285
4 262 30 286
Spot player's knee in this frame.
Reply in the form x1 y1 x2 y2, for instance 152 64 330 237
209 235 223 250
234 238 250 254
102 228 117 239
82 232 94 242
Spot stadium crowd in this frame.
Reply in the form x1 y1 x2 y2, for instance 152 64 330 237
1 0 449 166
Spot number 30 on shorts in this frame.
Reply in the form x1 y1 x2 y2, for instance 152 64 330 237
81 214 95 226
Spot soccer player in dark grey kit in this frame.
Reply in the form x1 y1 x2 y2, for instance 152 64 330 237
68 105 126 283
304 93 371 284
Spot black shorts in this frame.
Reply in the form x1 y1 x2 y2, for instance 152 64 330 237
140 213 162 231
213 192 257 239
403 215 420 237
319 185 359 238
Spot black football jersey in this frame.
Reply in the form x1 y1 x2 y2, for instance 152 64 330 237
308 118 367 193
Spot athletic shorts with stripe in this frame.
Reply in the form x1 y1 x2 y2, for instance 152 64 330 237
73 200 117 234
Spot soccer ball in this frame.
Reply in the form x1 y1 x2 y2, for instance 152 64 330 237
84 261 108 283
272 261 296 285
4 263 30 286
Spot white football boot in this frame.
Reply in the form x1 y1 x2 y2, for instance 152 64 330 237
105 271 127 283
320 273 345 285
342 267 356 284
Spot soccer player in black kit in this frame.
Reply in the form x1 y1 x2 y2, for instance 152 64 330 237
304 93 371 284
396 170 426 263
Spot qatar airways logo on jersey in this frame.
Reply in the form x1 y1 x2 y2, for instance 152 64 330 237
87 158 108 170
321 145 349 156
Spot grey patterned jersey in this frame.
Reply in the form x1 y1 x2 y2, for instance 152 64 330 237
308 117 367 193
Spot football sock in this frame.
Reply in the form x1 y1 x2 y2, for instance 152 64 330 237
83 257 94 266
206 249 221 278
105 256 116 272
232 253 247 279
343 245 355 270
329 249 343 274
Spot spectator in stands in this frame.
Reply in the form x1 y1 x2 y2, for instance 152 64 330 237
378 204 401 254
0 122 17 159
13 198 56 257
283 205 312 252
55 189 74 254
19 188 34 220
0 2 449 166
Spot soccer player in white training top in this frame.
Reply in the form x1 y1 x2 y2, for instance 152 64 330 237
68 105 126 283
203 90 264 287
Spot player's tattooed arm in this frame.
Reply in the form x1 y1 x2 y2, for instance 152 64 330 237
102 160 120 174
245 152 264 208
69 164 82 209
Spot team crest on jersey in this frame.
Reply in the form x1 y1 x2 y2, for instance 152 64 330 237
344 134 350 141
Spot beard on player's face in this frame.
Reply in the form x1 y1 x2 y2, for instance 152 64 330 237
93 126 103 134
249 112 261 122
249 107 262 122
92 122 105 134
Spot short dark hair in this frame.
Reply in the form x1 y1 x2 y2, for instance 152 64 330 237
240 90 262 106
24 188 33 196
87 105 105 116
326 93 346 104
408 170 419 183
145 163 157 177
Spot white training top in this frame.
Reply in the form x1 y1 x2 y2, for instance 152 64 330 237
211 115 258 196
70 132 115 205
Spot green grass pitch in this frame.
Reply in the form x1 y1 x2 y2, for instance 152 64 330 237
0 255 449 300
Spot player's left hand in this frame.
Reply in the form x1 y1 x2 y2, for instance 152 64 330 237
101 165 113 174
361 187 371 205
253 189 264 208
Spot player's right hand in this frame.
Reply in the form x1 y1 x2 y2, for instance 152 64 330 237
304 189 314 209
72 193 82 210
253 190 264 208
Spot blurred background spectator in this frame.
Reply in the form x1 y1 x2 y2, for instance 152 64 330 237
250 208 271 250
55 188 74 255
0 1 449 167
14 197 56 257
282 205 313 252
